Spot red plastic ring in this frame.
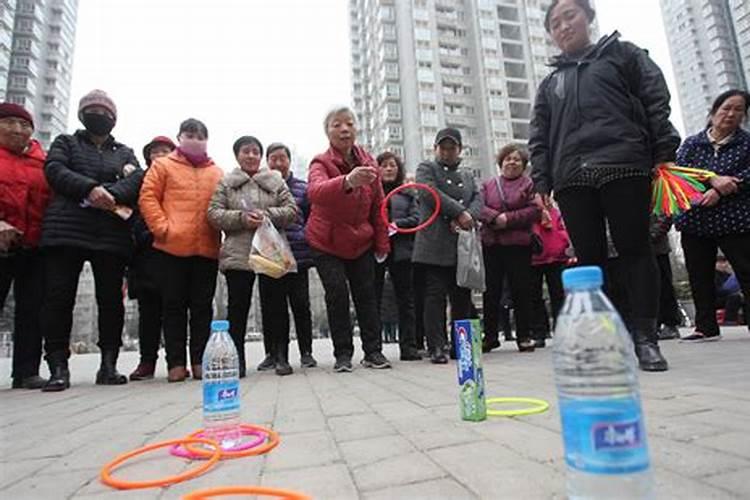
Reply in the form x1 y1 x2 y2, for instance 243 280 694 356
381 182 441 234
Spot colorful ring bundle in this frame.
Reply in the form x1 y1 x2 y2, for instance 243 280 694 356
170 425 268 459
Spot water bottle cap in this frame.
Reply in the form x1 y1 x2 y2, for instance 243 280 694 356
562 266 603 290
211 320 230 331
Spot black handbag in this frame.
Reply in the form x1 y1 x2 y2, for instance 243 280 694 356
494 177 543 255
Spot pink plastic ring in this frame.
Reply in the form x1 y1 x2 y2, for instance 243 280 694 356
170 429 267 459
381 182 442 235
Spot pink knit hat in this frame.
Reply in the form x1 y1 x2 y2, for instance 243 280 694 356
78 89 117 122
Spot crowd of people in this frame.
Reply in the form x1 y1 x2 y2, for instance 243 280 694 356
1 0 748 392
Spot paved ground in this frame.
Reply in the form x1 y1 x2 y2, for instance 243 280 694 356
1 327 749 500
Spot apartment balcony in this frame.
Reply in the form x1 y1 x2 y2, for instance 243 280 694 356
8 78 36 97
444 114 475 128
438 52 463 67
14 20 44 41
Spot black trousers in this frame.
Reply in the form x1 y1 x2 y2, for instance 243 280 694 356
225 270 255 374
530 262 565 339
271 268 314 356
681 232 750 336
1 249 45 379
159 252 217 369
258 273 298 361
483 245 533 344
375 259 418 353
413 263 426 350
41 246 127 356
421 264 474 354
656 254 681 327
131 248 163 364
313 250 382 359
556 177 659 324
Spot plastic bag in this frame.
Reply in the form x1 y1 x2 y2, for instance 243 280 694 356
248 217 297 278
456 228 485 292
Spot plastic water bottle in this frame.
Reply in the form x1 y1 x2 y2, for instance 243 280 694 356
554 267 653 500
202 320 241 449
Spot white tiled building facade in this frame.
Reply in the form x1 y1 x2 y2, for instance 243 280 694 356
350 0 567 179
660 0 749 135
3 0 78 149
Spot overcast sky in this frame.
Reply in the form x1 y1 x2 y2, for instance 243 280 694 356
67 0 683 173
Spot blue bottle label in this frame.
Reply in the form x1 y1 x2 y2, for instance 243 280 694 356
560 396 650 475
203 381 240 413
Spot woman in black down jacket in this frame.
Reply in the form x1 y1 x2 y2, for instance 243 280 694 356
39 90 143 392
374 152 422 361
529 0 681 372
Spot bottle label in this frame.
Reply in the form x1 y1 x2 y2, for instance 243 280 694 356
203 381 240 414
560 397 650 475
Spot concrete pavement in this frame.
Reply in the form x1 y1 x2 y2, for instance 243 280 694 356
1 327 749 499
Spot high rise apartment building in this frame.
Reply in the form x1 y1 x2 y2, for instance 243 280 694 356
660 0 748 134
2 0 78 149
350 0 566 178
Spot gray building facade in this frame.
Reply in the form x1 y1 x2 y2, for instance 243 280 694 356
3 0 78 149
660 0 749 135
350 0 568 179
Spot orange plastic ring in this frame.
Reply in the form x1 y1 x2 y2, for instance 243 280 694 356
183 486 312 499
100 437 221 490
184 424 280 459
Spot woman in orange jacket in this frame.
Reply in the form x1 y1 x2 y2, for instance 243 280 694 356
139 118 224 382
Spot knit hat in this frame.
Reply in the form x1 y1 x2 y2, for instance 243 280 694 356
0 102 34 129
78 89 117 122
143 136 177 165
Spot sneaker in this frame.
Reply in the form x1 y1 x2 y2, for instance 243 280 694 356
482 339 500 353
333 356 353 373
399 348 422 361
517 340 536 352
361 352 392 369
300 353 318 368
429 348 448 364
658 325 681 341
275 360 293 376
257 355 276 371
680 332 721 343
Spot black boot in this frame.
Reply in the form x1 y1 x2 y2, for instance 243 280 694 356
42 351 70 392
631 318 669 372
95 350 128 385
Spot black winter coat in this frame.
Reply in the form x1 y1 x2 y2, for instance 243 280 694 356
529 32 681 195
41 130 143 258
385 186 420 263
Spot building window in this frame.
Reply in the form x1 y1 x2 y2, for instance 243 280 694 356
389 126 403 141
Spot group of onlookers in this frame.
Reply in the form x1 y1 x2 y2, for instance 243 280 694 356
1 0 748 391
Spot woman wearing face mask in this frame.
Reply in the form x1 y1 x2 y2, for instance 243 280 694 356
208 136 297 377
529 0 681 371
39 90 144 392
139 119 223 382
479 144 541 353
373 152 422 361
675 89 750 342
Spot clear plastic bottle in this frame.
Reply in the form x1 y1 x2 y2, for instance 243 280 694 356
554 266 654 500
202 320 241 449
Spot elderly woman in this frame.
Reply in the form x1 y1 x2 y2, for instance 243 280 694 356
374 151 422 361
127 136 176 381
139 118 223 382
675 89 750 342
480 144 541 353
208 136 297 377
306 106 391 372
529 0 681 371
40 90 143 391
412 128 482 364
0 103 50 389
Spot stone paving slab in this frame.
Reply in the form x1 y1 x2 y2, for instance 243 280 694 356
1 327 749 499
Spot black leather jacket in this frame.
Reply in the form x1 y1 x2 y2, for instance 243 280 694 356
529 32 681 194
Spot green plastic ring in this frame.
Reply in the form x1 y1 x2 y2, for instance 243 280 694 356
486 397 550 417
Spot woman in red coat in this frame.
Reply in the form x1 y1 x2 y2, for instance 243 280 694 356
306 106 391 372
0 103 50 389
